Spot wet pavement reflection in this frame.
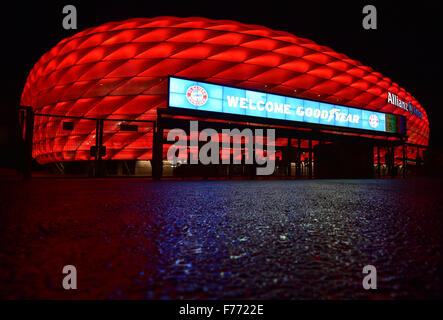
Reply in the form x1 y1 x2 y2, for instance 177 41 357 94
0 178 441 299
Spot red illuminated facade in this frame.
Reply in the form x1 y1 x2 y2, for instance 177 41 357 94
21 16 429 166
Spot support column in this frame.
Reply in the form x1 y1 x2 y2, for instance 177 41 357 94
152 121 163 180
296 138 301 178
199 139 209 180
228 136 234 179
285 138 292 177
94 119 105 177
377 145 381 178
98 119 104 177
403 143 407 178
308 139 312 179
390 146 395 179
24 107 34 180
250 143 256 180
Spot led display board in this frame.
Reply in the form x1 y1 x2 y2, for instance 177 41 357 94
169 77 405 134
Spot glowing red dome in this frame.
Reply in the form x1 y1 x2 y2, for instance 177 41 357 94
21 16 429 164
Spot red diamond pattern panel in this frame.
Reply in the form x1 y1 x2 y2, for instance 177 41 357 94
21 16 429 164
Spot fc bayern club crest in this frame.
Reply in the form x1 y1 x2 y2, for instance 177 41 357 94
369 114 379 128
186 85 208 106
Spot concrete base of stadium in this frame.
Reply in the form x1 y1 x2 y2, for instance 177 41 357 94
32 157 417 180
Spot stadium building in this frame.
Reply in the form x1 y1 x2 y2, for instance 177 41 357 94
20 16 429 178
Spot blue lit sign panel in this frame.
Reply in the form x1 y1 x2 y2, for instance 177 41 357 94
169 77 392 133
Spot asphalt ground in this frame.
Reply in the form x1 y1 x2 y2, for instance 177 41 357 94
0 178 441 299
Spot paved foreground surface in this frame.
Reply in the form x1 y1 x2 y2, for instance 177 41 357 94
0 178 441 299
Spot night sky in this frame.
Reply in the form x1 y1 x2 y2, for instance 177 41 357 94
2 1 442 145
